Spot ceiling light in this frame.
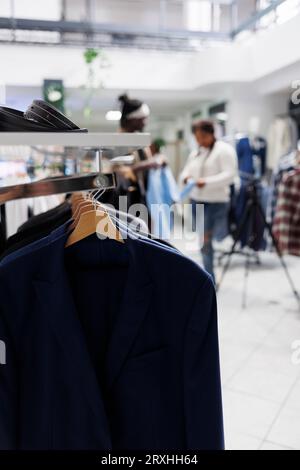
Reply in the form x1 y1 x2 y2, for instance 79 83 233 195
216 112 228 121
105 110 121 121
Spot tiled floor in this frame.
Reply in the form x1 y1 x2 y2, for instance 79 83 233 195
173 236 300 450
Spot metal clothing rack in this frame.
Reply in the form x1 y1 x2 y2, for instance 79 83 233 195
216 176 300 311
0 132 151 239
0 133 150 147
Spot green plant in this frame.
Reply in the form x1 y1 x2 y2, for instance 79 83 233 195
84 48 99 65
82 48 111 121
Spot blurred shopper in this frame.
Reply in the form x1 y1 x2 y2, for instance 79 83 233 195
180 120 238 283
111 95 166 212
119 94 149 133
118 94 166 172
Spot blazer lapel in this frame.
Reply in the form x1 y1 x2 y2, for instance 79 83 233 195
105 236 154 390
32 231 154 412
32 234 111 447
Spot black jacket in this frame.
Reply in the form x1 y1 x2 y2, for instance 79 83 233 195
0 230 223 450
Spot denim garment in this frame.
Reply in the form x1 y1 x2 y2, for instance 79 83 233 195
191 200 229 282
146 167 179 239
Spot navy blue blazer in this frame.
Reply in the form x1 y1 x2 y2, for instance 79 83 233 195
0 229 223 450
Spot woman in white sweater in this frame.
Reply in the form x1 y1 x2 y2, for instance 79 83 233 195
181 120 238 283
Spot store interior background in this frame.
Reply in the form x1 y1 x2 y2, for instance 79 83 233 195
1 0 300 450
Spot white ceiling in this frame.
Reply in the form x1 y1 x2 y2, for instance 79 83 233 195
4 84 210 130
0 12 299 131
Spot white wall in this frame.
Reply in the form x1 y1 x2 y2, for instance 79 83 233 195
249 14 300 80
0 11 299 147
0 46 196 90
1 13 300 92
226 86 289 136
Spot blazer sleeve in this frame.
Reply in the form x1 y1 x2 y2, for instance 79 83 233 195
0 309 17 449
184 278 224 450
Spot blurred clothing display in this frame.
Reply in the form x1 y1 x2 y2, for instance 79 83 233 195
236 136 267 177
5 199 30 238
273 168 300 256
0 200 224 451
234 136 268 251
267 116 298 169
101 147 152 211
146 166 179 238
234 181 268 251
236 137 255 175
0 201 72 260
5 192 64 239
32 194 64 217
1 175 32 238
266 151 297 226
252 136 267 177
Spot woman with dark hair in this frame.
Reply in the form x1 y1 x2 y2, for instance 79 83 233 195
108 94 166 213
181 120 238 283
118 94 150 133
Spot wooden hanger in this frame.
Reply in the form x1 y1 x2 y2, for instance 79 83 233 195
65 193 124 248
70 193 93 228
69 189 107 230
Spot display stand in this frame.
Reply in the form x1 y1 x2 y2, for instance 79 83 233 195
0 132 151 148
0 131 151 237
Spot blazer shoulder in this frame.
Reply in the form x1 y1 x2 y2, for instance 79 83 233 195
136 237 212 288
0 240 52 291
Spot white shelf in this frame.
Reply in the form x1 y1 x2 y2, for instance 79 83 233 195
0 132 151 148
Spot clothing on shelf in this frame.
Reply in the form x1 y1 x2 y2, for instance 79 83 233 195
234 180 268 251
146 166 179 239
5 199 31 239
266 151 297 226
0 153 66 240
0 175 31 238
102 146 151 211
236 137 254 175
0 200 72 260
236 136 267 178
4 193 65 240
272 168 300 257
267 116 298 170
233 136 268 251
31 194 64 217
0 199 224 450
252 136 267 177
1 200 175 261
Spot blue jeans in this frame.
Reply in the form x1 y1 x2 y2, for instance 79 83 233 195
191 200 229 283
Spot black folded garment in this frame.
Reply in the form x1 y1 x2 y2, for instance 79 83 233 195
0 100 87 132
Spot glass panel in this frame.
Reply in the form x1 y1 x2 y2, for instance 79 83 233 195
13 0 61 20
184 0 212 32
0 0 11 17
276 0 300 24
